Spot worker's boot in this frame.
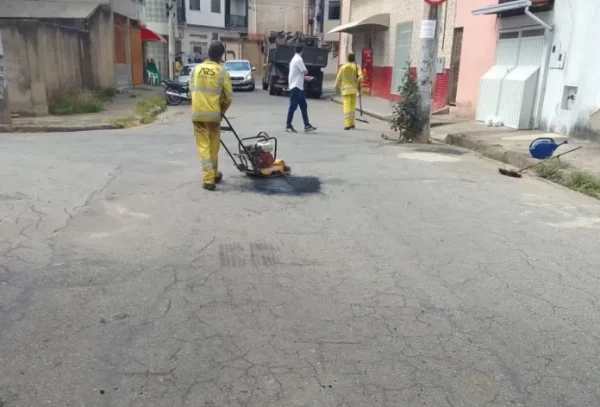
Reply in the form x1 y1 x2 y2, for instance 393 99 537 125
350 125 356 129
203 183 216 191
215 172 223 184
344 127 351 131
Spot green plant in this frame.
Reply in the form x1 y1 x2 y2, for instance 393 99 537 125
109 116 138 129
96 87 118 101
49 91 104 115
534 159 570 183
569 171 600 198
135 96 166 124
389 61 423 142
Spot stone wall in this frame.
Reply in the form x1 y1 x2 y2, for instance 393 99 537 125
0 9 114 116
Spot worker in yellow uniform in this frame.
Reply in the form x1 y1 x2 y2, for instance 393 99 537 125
335 53 363 130
190 42 233 191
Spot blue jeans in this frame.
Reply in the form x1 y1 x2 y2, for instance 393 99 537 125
286 87 310 128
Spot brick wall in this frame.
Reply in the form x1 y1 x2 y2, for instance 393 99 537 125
371 66 450 110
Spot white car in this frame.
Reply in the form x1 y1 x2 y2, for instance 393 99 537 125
223 60 256 91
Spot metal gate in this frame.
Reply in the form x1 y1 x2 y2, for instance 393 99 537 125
476 28 546 129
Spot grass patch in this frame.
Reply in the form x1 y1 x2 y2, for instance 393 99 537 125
533 159 571 183
569 171 600 198
109 116 138 129
534 160 600 199
49 91 104 115
135 96 166 124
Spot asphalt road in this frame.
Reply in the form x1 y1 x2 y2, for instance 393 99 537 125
2 89 600 407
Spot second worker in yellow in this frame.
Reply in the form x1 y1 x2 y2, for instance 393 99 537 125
335 52 363 131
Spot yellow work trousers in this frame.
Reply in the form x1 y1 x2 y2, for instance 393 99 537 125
342 94 357 127
193 121 221 184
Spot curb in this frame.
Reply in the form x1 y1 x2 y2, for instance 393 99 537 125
327 97 392 122
0 123 122 133
442 133 538 169
326 97 448 128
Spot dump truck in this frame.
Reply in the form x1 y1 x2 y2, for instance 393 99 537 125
261 31 329 99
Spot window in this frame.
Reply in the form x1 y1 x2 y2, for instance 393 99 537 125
224 61 251 71
328 0 340 20
391 22 413 94
190 0 200 10
211 0 221 13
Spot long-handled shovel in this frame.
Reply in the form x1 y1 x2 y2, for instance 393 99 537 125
498 146 582 178
354 61 369 124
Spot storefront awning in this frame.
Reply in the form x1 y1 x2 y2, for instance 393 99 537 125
327 13 390 35
141 26 167 43
472 0 530 15
472 0 552 30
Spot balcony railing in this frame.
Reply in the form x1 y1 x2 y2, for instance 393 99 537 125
226 14 248 29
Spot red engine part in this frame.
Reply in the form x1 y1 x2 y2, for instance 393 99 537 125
258 152 274 168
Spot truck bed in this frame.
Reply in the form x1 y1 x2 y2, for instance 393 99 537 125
268 45 329 68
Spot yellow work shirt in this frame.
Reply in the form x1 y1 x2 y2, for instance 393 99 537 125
190 61 233 123
335 62 363 96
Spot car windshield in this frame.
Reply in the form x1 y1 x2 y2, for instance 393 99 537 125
224 62 251 71
180 65 196 76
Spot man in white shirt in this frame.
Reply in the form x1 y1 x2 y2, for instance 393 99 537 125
286 44 317 133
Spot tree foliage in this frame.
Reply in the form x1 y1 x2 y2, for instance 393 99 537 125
389 62 423 142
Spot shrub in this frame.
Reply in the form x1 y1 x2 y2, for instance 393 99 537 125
135 96 167 124
389 61 423 142
49 91 104 115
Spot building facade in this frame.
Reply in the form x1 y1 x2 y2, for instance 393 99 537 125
451 0 497 118
333 0 457 110
465 0 600 137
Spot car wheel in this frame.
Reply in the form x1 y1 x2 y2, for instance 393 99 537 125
268 77 276 95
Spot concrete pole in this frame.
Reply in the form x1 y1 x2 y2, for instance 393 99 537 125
168 0 176 79
415 3 440 143
0 32 11 126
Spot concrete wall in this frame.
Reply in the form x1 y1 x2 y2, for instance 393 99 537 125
1 12 114 115
90 8 116 89
452 0 497 118
538 0 600 137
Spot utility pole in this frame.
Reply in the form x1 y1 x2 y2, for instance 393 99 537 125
415 0 444 143
167 0 176 80
0 31 11 126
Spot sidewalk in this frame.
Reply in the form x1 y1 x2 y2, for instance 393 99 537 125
2 86 165 133
328 93 600 182
329 93 462 127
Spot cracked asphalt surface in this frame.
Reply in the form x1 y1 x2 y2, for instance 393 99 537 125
2 90 600 406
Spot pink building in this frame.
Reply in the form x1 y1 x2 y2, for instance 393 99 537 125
451 0 498 118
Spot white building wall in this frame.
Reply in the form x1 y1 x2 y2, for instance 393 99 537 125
539 0 600 136
186 0 226 27
249 0 305 36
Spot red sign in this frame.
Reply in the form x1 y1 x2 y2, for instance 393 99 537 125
424 0 447 5
361 48 373 94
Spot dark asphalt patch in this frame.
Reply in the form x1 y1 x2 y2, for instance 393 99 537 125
239 176 321 195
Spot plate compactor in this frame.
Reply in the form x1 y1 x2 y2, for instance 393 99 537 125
220 115 291 178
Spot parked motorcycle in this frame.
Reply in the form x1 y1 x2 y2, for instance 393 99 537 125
163 80 190 106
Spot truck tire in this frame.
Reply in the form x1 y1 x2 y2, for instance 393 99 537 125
268 77 277 95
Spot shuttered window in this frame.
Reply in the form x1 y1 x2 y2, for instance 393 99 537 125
391 21 413 95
